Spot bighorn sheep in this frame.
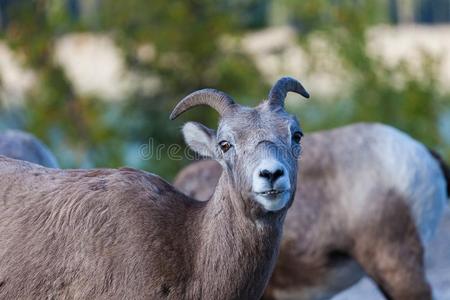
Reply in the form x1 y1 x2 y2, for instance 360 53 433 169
174 123 449 300
0 77 309 299
0 129 59 167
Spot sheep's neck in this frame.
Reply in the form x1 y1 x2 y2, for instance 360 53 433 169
188 174 283 299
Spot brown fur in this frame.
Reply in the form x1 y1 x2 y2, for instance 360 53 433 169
350 189 431 300
174 160 222 200
174 123 443 300
0 156 287 299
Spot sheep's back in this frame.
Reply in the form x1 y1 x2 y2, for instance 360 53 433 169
0 156 194 299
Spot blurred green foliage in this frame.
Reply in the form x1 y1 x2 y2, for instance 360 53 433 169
1 0 267 177
0 0 449 179
282 0 450 158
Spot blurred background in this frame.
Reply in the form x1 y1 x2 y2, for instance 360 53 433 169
0 0 449 179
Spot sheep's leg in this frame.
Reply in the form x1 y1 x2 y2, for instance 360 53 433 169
351 192 432 300
353 233 431 300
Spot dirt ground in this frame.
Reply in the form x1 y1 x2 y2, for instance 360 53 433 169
333 207 450 300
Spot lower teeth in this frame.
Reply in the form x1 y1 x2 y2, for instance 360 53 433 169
264 191 279 195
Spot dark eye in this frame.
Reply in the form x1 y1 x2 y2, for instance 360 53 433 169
292 131 303 144
219 141 232 153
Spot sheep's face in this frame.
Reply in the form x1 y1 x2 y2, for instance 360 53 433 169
182 101 302 213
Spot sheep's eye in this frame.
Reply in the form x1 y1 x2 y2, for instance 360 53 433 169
292 131 303 144
219 141 232 153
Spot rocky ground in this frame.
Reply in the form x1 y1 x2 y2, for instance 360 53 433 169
334 207 450 300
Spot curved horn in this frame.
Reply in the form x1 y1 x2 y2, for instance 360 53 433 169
268 77 310 108
170 89 236 120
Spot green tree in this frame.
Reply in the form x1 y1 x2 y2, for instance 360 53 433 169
0 0 267 178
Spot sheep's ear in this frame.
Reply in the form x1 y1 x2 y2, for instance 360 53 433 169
182 122 217 158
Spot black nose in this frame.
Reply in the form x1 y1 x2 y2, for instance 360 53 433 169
259 168 284 183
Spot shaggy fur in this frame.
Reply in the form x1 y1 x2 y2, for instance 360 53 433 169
0 158 283 299
174 123 449 300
